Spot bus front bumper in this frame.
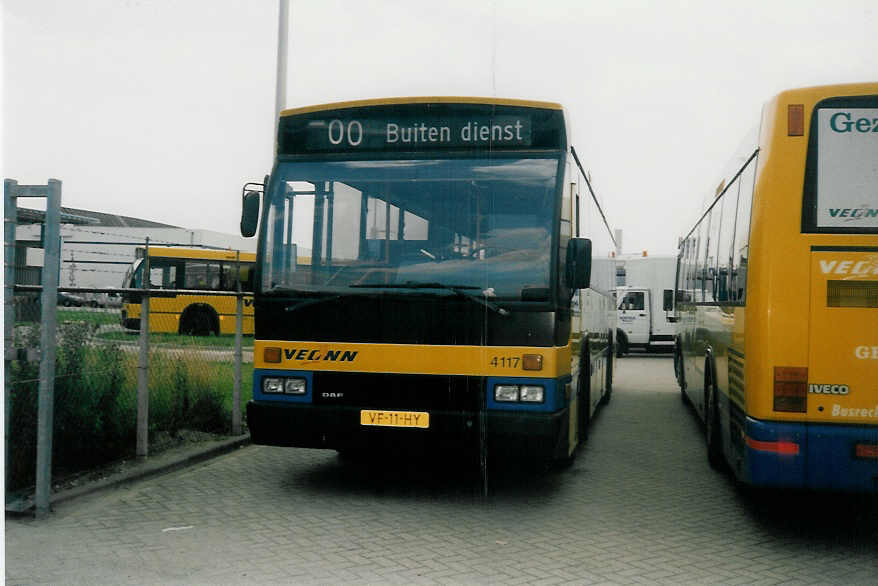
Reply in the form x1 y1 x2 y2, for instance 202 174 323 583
246 400 569 462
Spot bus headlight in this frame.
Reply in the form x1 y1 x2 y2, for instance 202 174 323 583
494 385 520 402
263 377 284 393
263 376 307 395
494 384 545 403
520 385 545 403
284 378 306 394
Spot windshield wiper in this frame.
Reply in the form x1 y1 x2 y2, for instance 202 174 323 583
350 282 509 316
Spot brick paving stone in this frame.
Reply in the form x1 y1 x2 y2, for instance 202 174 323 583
7 355 878 584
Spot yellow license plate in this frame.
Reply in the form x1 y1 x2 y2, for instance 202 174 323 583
360 410 429 428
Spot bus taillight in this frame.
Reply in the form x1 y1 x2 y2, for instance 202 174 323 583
746 437 800 456
773 366 807 412
855 444 878 460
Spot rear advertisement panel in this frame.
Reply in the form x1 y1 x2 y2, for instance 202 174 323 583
808 249 878 423
815 108 878 230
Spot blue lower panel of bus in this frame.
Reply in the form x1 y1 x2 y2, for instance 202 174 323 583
805 424 878 492
247 401 568 461
248 369 571 461
746 417 878 492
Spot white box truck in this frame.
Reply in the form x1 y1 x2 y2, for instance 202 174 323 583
615 254 676 356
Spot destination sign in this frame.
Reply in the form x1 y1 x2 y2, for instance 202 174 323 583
277 102 564 155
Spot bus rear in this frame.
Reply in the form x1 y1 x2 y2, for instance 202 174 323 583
676 83 878 492
749 85 878 491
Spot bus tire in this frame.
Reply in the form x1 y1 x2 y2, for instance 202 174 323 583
615 331 627 358
604 333 614 401
599 339 612 406
579 351 591 444
705 367 723 469
675 345 689 404
180 305 218 336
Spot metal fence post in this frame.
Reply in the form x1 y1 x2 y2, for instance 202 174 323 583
34 179 62 517
4 180 19 495
136 238 150 458
233 252 242 435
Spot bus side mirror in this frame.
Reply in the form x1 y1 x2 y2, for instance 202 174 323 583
240 190 261 238
566 238 592 290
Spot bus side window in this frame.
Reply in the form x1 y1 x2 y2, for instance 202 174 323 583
219 263 235 291
716 176 738 303
707 200 724 302
185 261 219 290
219 262 253 292
730 154 756 303
240 265 254 291
148 258 178 289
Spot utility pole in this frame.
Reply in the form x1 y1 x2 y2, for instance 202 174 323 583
274 0 290 150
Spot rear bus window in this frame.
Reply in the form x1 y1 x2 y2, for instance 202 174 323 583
802 95 878 234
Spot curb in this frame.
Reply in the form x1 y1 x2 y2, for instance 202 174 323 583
8 434 251 515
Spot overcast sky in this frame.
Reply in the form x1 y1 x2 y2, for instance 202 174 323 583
3 0 876 255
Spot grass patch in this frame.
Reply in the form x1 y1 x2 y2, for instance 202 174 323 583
97 330 253 348
7 321 254 493
57 307 118 326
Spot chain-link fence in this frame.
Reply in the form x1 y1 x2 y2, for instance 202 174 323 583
6 286 252 505
6 288 253 502
5 180 251 513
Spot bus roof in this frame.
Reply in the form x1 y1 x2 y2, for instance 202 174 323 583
767 81 878 105
145 246 256 262
280 97 563 118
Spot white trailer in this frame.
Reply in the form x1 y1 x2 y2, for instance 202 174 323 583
615 255 676 356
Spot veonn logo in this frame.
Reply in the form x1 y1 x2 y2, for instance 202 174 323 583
826 206 878 222
818 260 878 275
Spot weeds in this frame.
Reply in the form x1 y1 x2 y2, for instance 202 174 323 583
7 320 252 493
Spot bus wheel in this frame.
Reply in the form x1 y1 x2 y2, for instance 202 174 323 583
579 355 591 443
615 332 627 358
705 373 723 469
180 306 217 336
603 335 614 403
675 349 689 404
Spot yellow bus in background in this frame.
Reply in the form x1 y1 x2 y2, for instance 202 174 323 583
674 82 878 492
121 246 256 336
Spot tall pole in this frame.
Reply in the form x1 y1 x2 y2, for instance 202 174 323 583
4 180 19 496
34 179 62 517
233 252 242 435
274 0 290 151
136 238 150 458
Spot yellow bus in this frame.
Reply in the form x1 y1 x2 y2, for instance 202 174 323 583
240 97 617 467
121 246 256 336
674 82 878 491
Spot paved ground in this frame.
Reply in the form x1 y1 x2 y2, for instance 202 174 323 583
6 355 878 584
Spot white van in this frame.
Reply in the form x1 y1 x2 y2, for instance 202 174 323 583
615 255 676 356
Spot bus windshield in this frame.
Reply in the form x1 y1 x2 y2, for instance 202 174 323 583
262 157 559 301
